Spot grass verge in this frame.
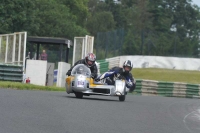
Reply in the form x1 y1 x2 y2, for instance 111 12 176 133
133 68 200 84
0 81 65 91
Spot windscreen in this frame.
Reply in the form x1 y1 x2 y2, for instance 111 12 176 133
71 64 91 76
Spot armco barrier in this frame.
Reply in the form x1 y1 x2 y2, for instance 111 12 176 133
0 64 23 82
106 56 120 69
96 59 109 73
97 57 120 74
135 79 200 99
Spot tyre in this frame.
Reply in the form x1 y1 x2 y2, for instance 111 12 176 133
119 95 125 101
74 92 83 98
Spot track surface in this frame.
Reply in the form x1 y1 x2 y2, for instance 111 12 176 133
0 89 200 133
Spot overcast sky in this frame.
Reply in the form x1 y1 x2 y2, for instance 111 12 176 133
192 0 200 6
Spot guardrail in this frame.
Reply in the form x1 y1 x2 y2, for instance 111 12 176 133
97 56 120 74
0 64 23 82
96 59 108 73
135 79 200 99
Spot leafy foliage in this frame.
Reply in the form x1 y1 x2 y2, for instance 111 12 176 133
0 0 88 39
0 0 200 58
89 0 200 58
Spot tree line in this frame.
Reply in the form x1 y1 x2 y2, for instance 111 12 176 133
1 0 200 58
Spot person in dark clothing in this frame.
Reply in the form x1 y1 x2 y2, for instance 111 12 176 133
66 53 98 79
95 60 136 92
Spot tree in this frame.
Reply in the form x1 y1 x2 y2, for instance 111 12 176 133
0 0 38 34
86 11 115 35
162 0 200 57
59 0 89 27
122 29 141 55
122 0 153 55
0 0 88 40
141 0 200 57
34 0 88 39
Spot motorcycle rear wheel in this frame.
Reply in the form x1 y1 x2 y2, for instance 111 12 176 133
119 95 125 101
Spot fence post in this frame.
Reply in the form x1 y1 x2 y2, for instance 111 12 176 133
5 35 9 63
12 34 16 64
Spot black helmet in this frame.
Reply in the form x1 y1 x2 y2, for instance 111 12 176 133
123 60 133 73
85 53 96 67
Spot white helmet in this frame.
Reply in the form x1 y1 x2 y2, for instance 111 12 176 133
123 60 133 73
85 53 96 67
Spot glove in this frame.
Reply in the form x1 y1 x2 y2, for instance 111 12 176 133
116 73 121 78
129 88 134 93
91 73 95 79
116 73 125 80
129 85 135 93
127 81 133 86
66 71 71 76
91 73 98 79
94 78 100 82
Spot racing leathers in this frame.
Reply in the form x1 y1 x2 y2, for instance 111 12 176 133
95 67 136 92
66 59 98 79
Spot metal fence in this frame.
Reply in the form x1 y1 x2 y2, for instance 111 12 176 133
73 35 94 65
95 29 124 60
0 32 27 66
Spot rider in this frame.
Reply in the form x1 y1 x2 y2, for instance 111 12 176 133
95 60 136 92
66 53 98 79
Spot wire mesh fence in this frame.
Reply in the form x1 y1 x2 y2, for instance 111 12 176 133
95 29 124 60
94 28 200 60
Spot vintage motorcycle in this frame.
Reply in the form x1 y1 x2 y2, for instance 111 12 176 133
66 64 127 101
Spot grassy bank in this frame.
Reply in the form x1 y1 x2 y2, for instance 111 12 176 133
133 68 200 84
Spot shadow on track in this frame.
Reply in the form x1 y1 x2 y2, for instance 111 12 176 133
64 95 119 102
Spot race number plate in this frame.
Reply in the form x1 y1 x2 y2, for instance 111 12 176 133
77 81 84 88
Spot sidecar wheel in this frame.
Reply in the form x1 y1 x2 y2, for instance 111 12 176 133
74 92 83 98
119 95 125 101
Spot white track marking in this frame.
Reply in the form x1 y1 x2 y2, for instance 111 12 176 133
183 107 200 133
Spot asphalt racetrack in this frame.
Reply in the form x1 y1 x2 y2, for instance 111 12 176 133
0 89 200 133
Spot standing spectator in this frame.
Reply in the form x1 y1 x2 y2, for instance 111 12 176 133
26 52 30 59
40 50 48 60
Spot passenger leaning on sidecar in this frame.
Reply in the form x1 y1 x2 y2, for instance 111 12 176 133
95 60 136 93
66 53 98 79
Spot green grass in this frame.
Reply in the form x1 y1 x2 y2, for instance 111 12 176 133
132 68 200 84
0 81 65 91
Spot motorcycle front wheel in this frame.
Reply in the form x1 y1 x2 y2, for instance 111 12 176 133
74 92 83 98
